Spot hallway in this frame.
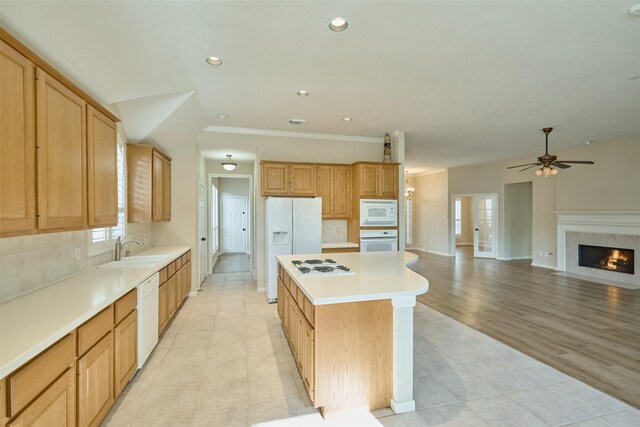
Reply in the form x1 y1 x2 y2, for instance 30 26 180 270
212 254 250 274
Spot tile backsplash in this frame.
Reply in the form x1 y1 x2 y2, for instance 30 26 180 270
0 223 152 302
322 220 348 243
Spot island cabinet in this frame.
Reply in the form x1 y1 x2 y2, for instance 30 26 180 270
0 29 119 237
126 144 172 223
261 161 316 196
352 162 399 199
276 262 392 413
316 165 352 219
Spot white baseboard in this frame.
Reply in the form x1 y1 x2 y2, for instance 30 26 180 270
428 250 454 257
498 255 533 261
405 246 426 251
531 262 557 270
188 291 198 297
511 255 533 260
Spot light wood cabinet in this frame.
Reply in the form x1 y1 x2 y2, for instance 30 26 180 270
0 41 36 236
127 144 171 223
36 68 87 230
7 369 75 427
315 164 352 219
288 295 299 359
175 268 183 308
1 29 119 238
167 275 177 320
86 106 117 227
158 282 168 334
261 162 316 196
353 162 399 199
289 164 316 196
114 311 137 396
77 332 114 427
301 316 315 397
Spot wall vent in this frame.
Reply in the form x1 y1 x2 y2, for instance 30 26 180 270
289 119 306 125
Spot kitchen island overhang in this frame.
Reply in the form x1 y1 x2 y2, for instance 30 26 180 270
275 251 428 415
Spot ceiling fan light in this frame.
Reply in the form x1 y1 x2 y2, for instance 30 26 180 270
535 169 543 176
551 168 559 175
221 154 237 171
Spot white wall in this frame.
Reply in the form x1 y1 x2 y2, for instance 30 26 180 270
504 182 533 259
409 170 449 255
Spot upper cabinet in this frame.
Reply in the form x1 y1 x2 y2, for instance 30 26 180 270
87 106 118 227
0 41 36 235
353 162 399 199
0 29 119 237
316 165 352 219
127 144 171 223
36 68 87 230
261 161 316 196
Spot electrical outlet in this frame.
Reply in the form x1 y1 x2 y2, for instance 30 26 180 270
143 233 148 242
74 246 81 261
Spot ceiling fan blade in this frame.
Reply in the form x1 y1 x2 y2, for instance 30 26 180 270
554 160 594 164
507 163 538 169
552 162 571 169
519 165 538 172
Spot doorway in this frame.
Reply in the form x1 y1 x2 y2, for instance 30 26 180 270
221 196 247 253
451 193 499 259
198 182 208 284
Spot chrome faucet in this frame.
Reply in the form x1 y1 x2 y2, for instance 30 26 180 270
114 236 143 261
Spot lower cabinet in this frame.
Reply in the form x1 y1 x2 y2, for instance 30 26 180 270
158 282 168 334
301 316 315 397
6 369 75 427
114 311 137 396
167 275 177 320
77 332 114 427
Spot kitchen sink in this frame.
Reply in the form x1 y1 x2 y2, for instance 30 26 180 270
99 255 170 269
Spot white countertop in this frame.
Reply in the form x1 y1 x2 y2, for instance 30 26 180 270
277 251 428 305
321 242 359 249
0 246 190 379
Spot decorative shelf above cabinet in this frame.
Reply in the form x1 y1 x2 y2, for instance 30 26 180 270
127 144 172 223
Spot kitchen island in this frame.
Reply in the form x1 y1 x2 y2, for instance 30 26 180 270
276 251 428 415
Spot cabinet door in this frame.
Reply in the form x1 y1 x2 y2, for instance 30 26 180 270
77 332 114 427
36 68 87 230
167 275 177 319
175 268 183 307
184 260 191 298
333 165 352 218
261 163 288 195
0 41 36 236
7 369 75 427
114 310 137 396
289 164 316 196
282 288 290 339
288 296 299 358
158 283 168 334
303 319 315 395
87 106 117 227
316 165 334 218
359 164 379 198
277 278 284 322
296 306 305 372
380 164 398 198
151 151 164 221
162 158 171 221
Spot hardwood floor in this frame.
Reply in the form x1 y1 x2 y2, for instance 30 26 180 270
410 246 640 409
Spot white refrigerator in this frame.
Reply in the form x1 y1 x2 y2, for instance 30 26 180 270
265 197 322 302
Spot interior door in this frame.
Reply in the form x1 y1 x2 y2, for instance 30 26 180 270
198 183 207 284
221 196 247 253
473 194 497 258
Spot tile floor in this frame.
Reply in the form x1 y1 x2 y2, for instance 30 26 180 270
212 254 250 274
102 273 640 426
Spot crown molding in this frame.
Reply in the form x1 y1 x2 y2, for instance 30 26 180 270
203 125 383 143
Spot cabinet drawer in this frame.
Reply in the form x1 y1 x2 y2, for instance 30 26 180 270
159 266 167 284
77 305 114 356
181 254 187 265
176 256 183 269
167 261 176 277
186 250 191 261
114 288 137 325
283 271 291 290
6 333 75 417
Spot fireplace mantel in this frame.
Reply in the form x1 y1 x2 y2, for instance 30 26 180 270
556 211 640 273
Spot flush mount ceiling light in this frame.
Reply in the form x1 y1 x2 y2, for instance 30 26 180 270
328 16 349 32
221 154 237 171
217 114 228 119
342 117 352 122
206 56 223 66
296 90 310 97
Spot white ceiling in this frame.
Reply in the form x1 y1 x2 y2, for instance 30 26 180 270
2 1 640 174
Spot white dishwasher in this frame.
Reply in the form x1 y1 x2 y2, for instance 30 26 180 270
137 273 159 369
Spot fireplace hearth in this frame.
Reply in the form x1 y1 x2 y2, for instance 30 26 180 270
578 244 634 275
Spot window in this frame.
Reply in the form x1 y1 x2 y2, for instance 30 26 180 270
454 198 462 236
406 199 413 245
88 136 126 256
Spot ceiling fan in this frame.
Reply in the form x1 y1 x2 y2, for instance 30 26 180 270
507 127 594 177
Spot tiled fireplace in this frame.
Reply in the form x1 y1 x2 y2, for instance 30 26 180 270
557 212 640 288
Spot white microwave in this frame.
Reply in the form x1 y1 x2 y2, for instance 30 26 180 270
360 199 397 227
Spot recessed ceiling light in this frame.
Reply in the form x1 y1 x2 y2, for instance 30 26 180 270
328 16 349 32
296 90 310 97
206 56 223 66
583 140 593 145
217 114 228 119
342 117 352 122
629 74 640 80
